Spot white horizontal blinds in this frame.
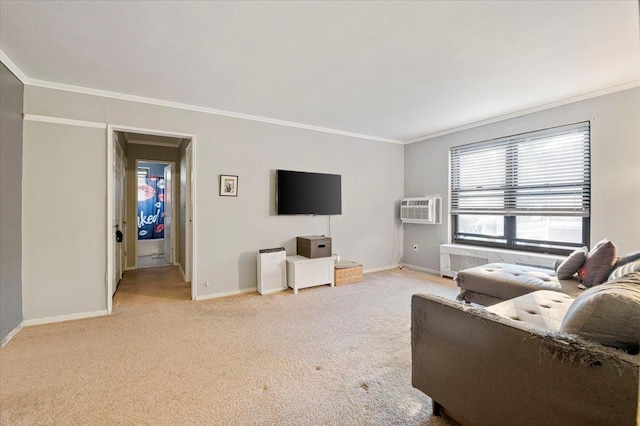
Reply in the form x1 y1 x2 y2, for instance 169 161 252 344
451 122 590 216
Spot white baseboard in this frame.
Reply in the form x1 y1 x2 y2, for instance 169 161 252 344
1 321 24 348
258 287 287 296
400 264 442 276
363 265 398 274
178 263 186 281
124 266 136 271
23 310 109 326
195 287 256 301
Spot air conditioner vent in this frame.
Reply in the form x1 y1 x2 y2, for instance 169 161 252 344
400 196 442 225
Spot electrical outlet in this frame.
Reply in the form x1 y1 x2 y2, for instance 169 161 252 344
413 244 418 251
203 282 209 287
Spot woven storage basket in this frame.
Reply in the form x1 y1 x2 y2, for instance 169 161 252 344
335 263 363 286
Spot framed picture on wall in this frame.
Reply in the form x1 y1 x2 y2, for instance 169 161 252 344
220 175 238 197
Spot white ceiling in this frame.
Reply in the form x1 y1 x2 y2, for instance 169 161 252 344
1 1 639 143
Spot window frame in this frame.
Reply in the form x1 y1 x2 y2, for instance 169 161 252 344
450 123 591 255
452 216 590 255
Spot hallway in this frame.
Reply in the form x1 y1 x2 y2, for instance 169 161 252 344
137 255 172 269
114 265 191 307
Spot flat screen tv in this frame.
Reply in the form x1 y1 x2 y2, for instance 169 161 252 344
276 170 342 215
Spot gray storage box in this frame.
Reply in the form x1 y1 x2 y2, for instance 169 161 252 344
297 235 332 259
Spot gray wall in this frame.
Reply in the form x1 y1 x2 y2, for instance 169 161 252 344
404 87 640 272
22 122 107 319
0 63 24 340
22 84 403 319
126 145 180 269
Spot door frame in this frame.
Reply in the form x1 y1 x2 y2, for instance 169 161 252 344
114 137 126 288
135 159 176 269
185 141 193 283
107 124 198 314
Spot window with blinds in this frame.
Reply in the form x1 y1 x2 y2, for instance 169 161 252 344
450 122 590 253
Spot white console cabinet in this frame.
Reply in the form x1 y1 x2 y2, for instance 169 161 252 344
286 255 337 294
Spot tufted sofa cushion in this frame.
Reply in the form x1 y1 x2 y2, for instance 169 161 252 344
486 290 575 332
455 263 582 302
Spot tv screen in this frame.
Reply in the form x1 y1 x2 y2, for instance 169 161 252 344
277 170 342 215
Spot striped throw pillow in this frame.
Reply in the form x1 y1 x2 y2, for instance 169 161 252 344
607 260 640 282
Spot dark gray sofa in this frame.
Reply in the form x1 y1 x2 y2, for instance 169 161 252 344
411 293 640 426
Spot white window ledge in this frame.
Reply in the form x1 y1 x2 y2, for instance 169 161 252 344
440 243 564 278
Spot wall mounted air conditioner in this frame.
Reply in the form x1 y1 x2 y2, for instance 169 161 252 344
400 196 442 225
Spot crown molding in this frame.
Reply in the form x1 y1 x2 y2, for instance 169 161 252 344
1 49 402 144
25 79 404 145
5 48 639 146
0 49 29 83
406 79 640 144
31 77 404 144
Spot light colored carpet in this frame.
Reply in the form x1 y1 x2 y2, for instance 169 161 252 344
1 266 460 425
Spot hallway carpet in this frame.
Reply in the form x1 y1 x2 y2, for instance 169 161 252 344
1 266 459 425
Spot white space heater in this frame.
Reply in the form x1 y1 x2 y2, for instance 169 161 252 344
400 196 442 225
257 247 287 295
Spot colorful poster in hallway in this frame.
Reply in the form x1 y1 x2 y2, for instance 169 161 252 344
138 176 165 240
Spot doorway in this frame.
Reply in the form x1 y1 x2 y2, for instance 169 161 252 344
136 160 174 269
107 125 197 313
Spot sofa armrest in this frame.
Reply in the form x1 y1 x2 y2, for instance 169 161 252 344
411 293 639 426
